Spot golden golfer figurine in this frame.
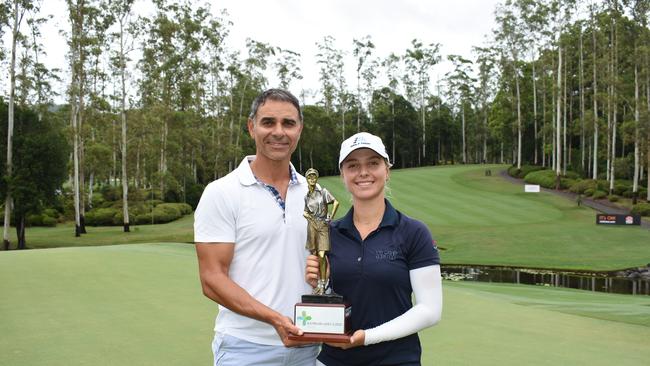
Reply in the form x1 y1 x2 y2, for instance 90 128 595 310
304 168 339 295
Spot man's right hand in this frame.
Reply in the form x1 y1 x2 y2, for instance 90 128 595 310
272 315 315 347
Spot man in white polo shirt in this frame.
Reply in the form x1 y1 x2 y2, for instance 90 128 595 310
194 89 317 365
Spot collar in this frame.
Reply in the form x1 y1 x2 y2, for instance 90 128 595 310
339 199 399 232
237 155 304 186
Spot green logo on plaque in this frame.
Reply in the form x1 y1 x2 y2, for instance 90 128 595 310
297 311 312 326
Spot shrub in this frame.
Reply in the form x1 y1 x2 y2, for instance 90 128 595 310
613 181 632 196
564 171 581 179
524 170 557 189
592 190 607 199
631 203 650 216
41 216 57 227
85 207 119 226
560 178 575 190
508 165 544 179
569 179 598 194
608 195 619 202
42 208 60 219
27 214 43 226
584 188 595 197
135 213 153 225
101 185 121 202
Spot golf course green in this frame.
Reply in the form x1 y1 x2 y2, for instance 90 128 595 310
1 165 649 365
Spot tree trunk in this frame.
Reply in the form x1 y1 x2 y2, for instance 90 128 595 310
533 59 538 165
516 73 522 170
556 46 562 189
16 212 26 250
461 102 466 164
562 55 568 175
120 24 130 232
592 17 599 180
608 18 618 195
632 64 639 204
3 2 23 250
580 28 586 172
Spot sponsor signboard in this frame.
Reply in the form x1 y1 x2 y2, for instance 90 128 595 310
596 214 641 226
525 184 540 193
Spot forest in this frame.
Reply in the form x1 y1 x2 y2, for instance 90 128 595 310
1 0 649 247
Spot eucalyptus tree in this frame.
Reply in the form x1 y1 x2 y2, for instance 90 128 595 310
381 52 402 160
274 48 302 90
203 11 229 180
108 0 139 232
446 55 476 164
515 0 553 165
404 39 441 164
316 36 347 139
353 35 374 131
3 0 30 249
607 0 622 195
316 36 338 115
474 46 498 163
495 1 526 170
66 0 102 236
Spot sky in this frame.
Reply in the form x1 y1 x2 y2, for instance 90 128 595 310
13 0 504 104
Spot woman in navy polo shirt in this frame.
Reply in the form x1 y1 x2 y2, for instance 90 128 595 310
306 132 442 366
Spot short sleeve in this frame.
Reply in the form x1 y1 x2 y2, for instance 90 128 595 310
322 188 335 205
404 219 440 270
193 182 237 243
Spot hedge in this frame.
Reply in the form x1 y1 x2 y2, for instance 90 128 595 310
508 165 545 179
592 190 607 199
631 203 650 216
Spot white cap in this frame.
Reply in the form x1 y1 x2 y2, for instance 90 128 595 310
338 132 390 167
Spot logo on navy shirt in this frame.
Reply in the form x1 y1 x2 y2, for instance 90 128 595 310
375 250 399 260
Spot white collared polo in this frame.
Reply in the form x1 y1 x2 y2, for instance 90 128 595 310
194 156 311 346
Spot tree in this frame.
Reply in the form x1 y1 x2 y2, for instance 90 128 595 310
274 48 302 90
3 0 32 250
353 35 374 132
495 1 526 170
108 0 138 232
446 55 476 164
404 39 441 164
0 102 68 249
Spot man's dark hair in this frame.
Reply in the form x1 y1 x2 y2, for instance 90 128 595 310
249 88 303 122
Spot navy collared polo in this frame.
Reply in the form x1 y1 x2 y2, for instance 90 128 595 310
318 200 440 366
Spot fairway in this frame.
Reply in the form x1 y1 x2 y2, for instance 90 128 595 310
1 243 649 366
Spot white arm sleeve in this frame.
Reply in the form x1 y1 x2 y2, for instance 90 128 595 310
363 264 442 346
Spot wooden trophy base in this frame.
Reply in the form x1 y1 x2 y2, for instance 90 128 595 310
288 332 351 343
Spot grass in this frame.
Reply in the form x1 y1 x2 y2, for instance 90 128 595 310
9 214 194 249
1 243 648 366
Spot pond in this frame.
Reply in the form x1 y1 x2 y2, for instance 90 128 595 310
441 265 650 296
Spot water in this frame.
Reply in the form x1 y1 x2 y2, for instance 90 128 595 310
441 265 650 296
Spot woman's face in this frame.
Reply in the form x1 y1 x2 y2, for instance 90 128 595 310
340 148 389 202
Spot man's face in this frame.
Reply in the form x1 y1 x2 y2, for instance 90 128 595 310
247 100 303 163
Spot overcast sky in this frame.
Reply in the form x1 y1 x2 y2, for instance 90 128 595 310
26 0 503 104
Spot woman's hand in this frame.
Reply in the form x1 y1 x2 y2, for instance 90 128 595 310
305 254 320 288
325 329 365 349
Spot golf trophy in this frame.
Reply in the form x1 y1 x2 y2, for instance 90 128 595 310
289 168 351 342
